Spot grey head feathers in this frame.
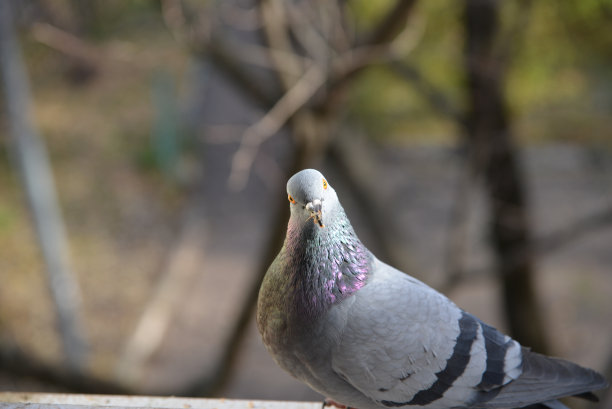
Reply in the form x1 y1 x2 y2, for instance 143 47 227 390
287 168 331 205
287 168 339 229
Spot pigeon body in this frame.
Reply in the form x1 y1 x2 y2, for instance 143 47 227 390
256 169 608 409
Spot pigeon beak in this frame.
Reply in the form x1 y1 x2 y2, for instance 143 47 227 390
305 199 324 228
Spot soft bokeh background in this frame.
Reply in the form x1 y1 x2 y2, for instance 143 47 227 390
0 0 611 407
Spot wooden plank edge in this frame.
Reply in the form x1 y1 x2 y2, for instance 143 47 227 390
0 392 322 409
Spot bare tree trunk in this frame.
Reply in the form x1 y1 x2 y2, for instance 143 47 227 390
463 0 548 353
0 1 88 370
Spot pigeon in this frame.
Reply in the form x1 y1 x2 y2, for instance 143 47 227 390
257 169 608 409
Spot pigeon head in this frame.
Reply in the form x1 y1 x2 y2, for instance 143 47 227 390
282 169 371 316
287 169 339 229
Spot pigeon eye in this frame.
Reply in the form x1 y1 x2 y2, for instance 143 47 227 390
288 194 296 204
322 178 328 190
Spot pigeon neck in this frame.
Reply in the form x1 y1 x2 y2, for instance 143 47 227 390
285 207 371 319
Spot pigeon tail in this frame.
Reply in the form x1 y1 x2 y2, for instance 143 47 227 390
473 348 608 408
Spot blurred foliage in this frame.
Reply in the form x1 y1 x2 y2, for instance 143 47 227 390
508 0 612 144
12 0 611 147
345 1 464 143
348 0 398 33
38 0 161 39
344 0 612 146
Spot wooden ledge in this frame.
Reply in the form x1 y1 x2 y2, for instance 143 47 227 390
0 393 322 409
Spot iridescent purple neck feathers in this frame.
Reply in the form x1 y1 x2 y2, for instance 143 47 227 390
284 207 371 318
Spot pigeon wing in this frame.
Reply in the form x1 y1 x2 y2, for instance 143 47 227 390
330 260 607 409
330 260 522 409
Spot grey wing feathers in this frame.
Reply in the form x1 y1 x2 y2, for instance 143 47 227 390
330 269 472 407
329 260 608 409
470 314 522 391
472 348 609 408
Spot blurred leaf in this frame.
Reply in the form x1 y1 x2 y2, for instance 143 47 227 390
150 69 181 180
0 203 16 232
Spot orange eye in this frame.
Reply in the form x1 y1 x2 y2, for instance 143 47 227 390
322 178 328 189
288 194 296 204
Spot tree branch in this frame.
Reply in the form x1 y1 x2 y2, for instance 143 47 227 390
0 341 129 395
115 205 207 388
362 0 419 46
30 23 103 68
0 0 89 371
161 0 280 110
322 0 419 113
389 61 465 126
227 64 326 191
535 206 612 256
440 200 612 294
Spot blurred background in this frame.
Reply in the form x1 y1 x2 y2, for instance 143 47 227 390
0 0 611 407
